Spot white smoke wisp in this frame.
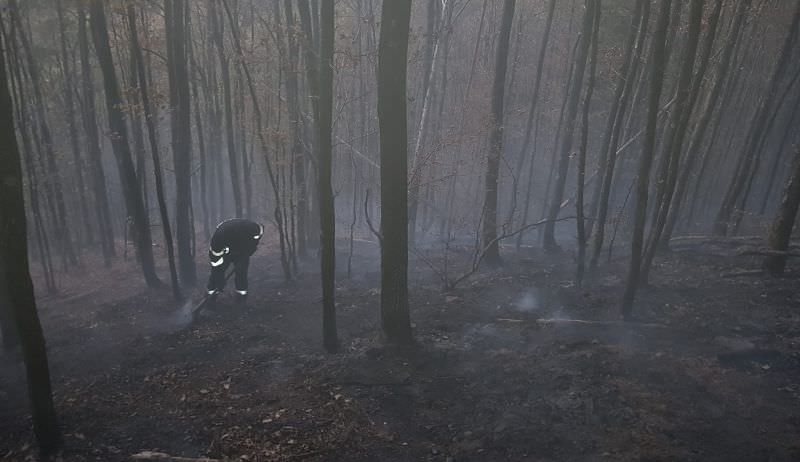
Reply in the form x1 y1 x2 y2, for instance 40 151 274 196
513 288 541 313
159 297 198 332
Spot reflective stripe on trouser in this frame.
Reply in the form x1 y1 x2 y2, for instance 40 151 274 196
207 255 250 294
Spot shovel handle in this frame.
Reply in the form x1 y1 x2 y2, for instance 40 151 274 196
192 267 236 313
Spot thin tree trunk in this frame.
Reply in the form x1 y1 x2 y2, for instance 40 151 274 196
511 0 556 238
587 0 647 264
284 0 308 258
221 0 292 281
661 0 744 246
542 0 597 251
8 0 77 267
128 5 181 301
211 2 243 218
576 0 601 285
640 0 705 285
408 0 451 245
56 0 93 247
714 0 800 235
621 0 672 319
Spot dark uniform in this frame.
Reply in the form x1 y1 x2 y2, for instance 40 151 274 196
207 219 264 297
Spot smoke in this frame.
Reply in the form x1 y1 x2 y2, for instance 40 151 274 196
158 298 198 333
513 288 541 313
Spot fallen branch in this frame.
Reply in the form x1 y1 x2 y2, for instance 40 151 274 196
285 449 326 461
131 452 223 462
737 249 800 258
536 318 668 328
720 269 765 278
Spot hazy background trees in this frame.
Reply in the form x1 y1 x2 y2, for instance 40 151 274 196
3 0 800 450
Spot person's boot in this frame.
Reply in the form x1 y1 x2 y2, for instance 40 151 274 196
205 289 220 311
235 289 248 307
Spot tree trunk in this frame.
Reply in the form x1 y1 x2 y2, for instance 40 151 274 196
621 0 673 319
640 0 705 285
128 5 182 301
542 0 597 251
588 0 648 267
2 17 58 293
221 0 292 282
378 0 413 345
576 0 601 285
166 0 197 286
89 0 160 288
764 147 800 275
8 0 77 267
512 0 557 244
0 19 61 451
714 0 800 235
481 0 517 266
408 0 451 245
211 2 243 218
318 0 339 353
77 3 115 265
661 0 747 246
298 0 322 251
56 0 94 247
284 0 308 258
759 94 800 216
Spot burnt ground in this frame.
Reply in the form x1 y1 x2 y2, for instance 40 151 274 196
1 237 800 461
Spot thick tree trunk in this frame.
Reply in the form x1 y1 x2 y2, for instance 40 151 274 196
764 147 800 275
319 0 338 353
166 0 197 286
621 0 673 319
77 3 115 265
89 0 160 287
378 0 413 345
0 20 61 451
481 0 516 266
759 95 800 216
0 278 20 351
2 18 58 293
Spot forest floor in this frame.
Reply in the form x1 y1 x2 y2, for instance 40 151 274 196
1 236 800 461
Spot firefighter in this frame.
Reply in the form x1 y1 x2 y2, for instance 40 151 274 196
207 218 264 300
